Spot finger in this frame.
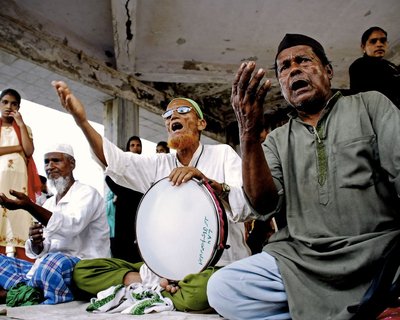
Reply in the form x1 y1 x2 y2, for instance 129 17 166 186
175 170 192 185
159 278 169 288
256 80 272 105
9 189 19 197
231 62 247 98
237 62 256 100
168 169 179 185
9 189 25 199
166 285 173 292
243 68 266 105
170 286 179 293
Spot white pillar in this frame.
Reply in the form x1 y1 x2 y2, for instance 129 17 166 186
104 97 139 150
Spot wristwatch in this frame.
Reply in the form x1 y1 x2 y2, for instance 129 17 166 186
220 182 231 199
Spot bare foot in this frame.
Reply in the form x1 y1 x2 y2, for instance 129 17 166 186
160 278 180 293
123 271 142 286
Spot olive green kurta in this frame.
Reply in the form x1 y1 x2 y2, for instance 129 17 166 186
263 91 400 319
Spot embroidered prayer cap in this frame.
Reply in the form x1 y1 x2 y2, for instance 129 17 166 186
168 97 204 120
274 33 330 75
44 142 74 158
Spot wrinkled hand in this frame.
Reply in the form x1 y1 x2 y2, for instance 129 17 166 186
231 61 271 141
168 167 207 186
0 189 31 211
51 81 88 126
29 222 45 254
160 278 180 294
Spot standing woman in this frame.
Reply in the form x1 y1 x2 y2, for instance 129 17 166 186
349 26 400 108
0 88 41 259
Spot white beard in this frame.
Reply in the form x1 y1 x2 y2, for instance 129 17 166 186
48 176 71 196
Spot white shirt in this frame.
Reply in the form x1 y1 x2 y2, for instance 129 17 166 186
100 139 251 266
25 181 111 260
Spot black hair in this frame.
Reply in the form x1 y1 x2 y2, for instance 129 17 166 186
39 175 47 184
0 88 21 105
156 141 170 153
126 135 142 151
361 26 387 45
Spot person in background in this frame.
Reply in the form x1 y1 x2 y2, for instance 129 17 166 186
35 175 53 206
156 141 170 153
349 26 400 108
126 135 142 154
207 33 400 319
0 143 110 305
105 135 144 263
51 81 252 312
0 88 41 259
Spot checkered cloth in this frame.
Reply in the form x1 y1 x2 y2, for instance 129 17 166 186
0 252 80 304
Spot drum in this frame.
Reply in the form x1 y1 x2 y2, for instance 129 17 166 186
136 177 228 281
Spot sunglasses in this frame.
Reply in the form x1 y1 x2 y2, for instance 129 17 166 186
368 37 387 45
161 106 192 119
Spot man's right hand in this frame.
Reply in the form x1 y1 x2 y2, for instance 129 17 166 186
51 81 88 127
51 80 108 167
29 222 44 254
0 189 31 211
231 61 271 141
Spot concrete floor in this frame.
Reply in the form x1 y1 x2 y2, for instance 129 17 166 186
0 301 224 320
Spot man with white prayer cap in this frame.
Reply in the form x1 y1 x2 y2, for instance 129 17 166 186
0 142 110 305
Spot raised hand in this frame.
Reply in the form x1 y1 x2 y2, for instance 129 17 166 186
51 81 88 126
231 61 271 141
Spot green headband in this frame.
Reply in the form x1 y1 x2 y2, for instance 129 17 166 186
169 97 204 120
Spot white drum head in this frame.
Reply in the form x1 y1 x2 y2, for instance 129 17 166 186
136 178 220 281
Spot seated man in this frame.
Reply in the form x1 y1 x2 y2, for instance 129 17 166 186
0 143 110 305
207 34 400 319
51 82 253 312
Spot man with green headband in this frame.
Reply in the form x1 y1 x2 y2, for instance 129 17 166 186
51 82 252 313
207 33 400 319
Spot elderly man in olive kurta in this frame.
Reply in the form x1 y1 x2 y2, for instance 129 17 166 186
207 34 400 320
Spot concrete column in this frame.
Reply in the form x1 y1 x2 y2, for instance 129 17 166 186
104 97 139 150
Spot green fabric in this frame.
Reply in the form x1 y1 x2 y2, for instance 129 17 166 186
73 258 220 312
105 190 116 238
315 123 327 186
73 258 143 295
161 267 220 312
6 283 44 307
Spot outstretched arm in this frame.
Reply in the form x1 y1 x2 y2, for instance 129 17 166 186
231 61 278 214
52 81 107 166
0 189 52 225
